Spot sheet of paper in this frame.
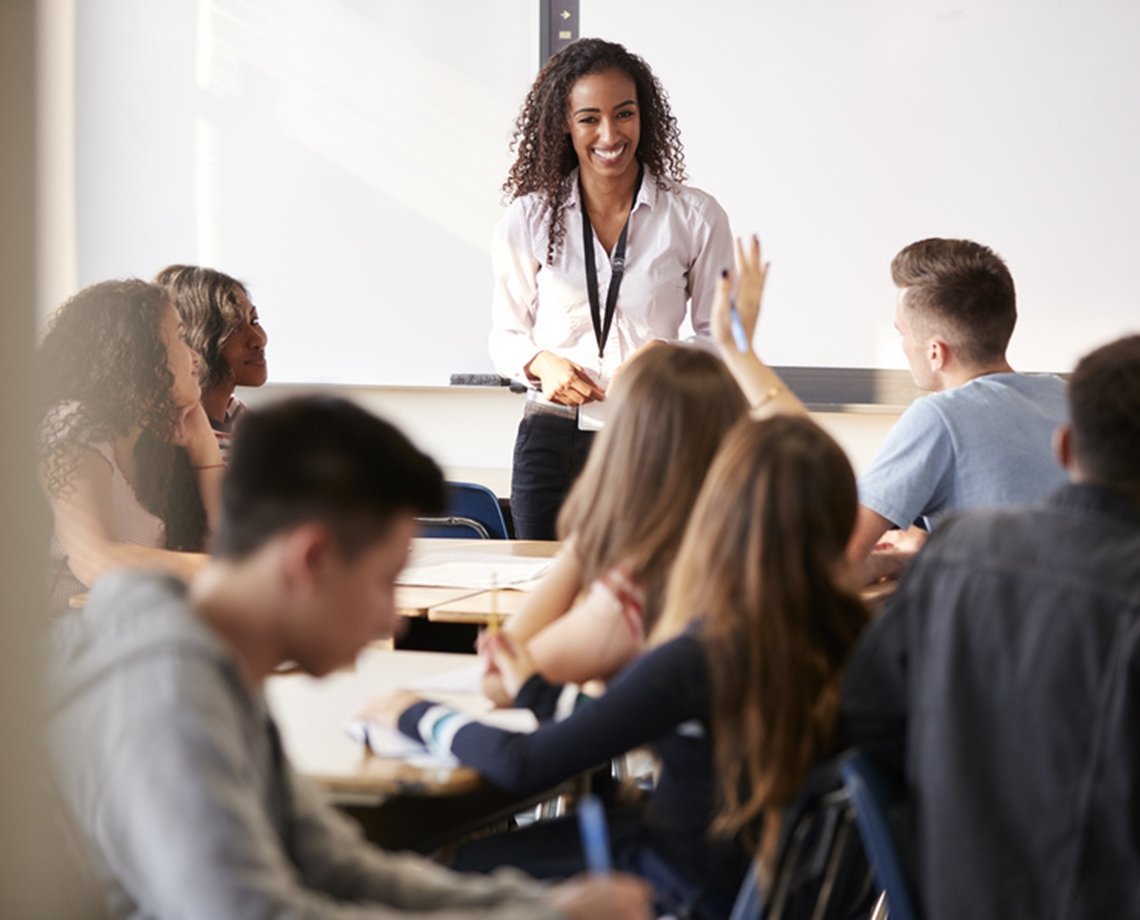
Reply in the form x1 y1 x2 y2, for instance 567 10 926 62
402 660 485 694
343 707 538 762
396 554 552 588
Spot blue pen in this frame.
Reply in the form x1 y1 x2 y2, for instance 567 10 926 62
576 794 612 874
729 299 750 353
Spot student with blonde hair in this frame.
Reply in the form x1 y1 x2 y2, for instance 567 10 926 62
484 236 804 704
374 411 868 918
483 341 748 703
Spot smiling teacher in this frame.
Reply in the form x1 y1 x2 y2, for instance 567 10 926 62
489 38 733 540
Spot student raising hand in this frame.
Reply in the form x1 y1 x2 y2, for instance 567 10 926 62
712 235 807 418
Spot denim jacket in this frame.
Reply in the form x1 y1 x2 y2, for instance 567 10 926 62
842 484 1140 920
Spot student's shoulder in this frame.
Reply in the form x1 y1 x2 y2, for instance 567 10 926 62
636 626 708 681
49 572 226 699
938 372 1066 410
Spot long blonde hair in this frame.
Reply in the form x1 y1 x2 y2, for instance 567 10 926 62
558 344 747 627
653 415 869 868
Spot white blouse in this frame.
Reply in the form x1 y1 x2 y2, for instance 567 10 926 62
489 169 733 386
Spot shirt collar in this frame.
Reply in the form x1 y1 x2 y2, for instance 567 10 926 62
1049 481 1140 529
567 165 657 213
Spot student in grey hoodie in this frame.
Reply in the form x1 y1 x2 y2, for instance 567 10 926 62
44 395 651 920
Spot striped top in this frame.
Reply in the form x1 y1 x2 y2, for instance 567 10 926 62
209 396 247 464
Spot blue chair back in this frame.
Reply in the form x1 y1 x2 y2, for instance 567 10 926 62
418 481 509 540
730 756 875 920
840 751 919 920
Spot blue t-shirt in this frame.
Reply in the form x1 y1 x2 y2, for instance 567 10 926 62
858 373 1068 531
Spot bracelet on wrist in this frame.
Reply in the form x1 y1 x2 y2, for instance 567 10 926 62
752 385 785 411
193 463 225 471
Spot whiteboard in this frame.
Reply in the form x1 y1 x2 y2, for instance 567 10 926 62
75 0 1140 385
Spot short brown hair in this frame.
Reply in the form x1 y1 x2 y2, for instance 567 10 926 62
891 238 1016 365
216 396 444 560
1068 334 1140 491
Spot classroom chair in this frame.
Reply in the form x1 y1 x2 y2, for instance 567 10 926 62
417 481 510 539
840 750 919 920
729 755 876 920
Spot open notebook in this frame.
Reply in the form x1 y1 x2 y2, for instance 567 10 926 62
396 553 553 589
343 707 538 765
342 659 538 765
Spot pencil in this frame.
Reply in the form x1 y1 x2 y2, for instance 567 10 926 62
487 571 500 635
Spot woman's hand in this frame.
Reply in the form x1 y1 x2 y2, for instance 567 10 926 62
477 628 514 707
526 352 606 405
482 631 537 701
712 235 770 357
172 403 222 463
359 690 424 730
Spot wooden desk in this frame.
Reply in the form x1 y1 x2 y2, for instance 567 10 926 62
397 538 559 620
266 648 487 797
267 647 569 851
427 588 533 623
396 586 481 618
429 573 901 624
406 537 560 562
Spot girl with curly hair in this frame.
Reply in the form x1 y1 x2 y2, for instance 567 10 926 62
489 37 733 539
155 265 268 463
39 280 223 615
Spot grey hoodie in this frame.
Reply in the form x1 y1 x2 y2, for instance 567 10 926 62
44 570 561 920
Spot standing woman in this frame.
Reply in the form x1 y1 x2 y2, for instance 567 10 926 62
39 280 222 616
155 265 268 463
490 38 733 539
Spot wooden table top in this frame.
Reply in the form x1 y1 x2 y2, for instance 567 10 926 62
396 538 559 618
265 648 489 798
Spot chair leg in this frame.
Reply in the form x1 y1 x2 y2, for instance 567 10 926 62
535 794 571 820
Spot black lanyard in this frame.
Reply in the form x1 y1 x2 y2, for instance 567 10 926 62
580 165 644 361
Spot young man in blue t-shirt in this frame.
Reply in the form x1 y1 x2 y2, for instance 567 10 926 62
849 238 1067 584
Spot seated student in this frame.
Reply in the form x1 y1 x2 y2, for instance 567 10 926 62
43 395 650 920
847 238 1068 583
840 335 1140 920
373 414 869 919
155 264 268 462
39 280 222 615
484 237 799 705
483 342 748 702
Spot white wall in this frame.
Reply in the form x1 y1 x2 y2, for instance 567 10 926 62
65 0 1140 387
240 383 902 496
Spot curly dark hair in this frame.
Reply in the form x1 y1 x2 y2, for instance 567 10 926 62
38 279 207 551
503 37 687 265
154 264 250 393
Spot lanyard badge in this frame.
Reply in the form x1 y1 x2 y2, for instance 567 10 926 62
580 164 644 362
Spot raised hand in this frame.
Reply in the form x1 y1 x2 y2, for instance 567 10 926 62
712 235 770 357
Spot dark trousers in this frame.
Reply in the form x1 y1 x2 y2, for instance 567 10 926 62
509 408 595 541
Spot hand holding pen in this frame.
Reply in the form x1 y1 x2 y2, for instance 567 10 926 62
481 630 537 701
